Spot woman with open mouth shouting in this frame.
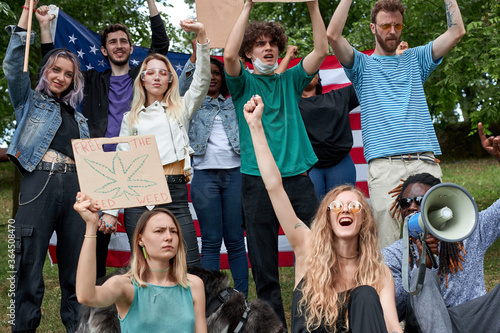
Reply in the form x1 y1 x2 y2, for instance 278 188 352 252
243 95 402 333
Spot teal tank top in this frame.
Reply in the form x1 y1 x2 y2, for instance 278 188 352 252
119 280 195 333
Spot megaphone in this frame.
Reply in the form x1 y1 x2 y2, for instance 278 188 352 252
407 183 478 242
402 183 478 295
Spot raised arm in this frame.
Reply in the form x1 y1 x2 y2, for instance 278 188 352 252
301 0 329 75
3 4 35 110
478 122 500 164
326 0 355 68
275 45 297 74
179 20 210 121
224 0 253 77
243 96 311 258
431 0 465 61
36 6 55 44
17 0 34 29
74 193 131 309
147 0 170 55
146 0 159 16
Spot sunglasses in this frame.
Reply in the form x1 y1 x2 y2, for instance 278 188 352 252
328 201 363 214
141 68 173 83
399 196 424 209
376 23 405 31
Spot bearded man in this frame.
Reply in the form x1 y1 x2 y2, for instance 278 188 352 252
327 0 466 248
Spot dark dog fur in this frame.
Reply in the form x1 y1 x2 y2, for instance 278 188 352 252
76 266 285 333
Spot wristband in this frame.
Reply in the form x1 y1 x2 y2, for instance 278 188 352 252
84 235 97 238
22 5 36 12
23 5 36 13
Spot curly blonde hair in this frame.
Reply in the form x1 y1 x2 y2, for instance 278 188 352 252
298 185 385 332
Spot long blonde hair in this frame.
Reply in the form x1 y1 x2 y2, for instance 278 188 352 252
127 54 183 131
127 208 189 288
298 185 385 332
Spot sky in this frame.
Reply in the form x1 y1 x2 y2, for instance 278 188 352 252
159 0 196 27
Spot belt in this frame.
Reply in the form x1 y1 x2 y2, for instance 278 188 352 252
380 153 440 163
34 161 77 173
166 175 187 183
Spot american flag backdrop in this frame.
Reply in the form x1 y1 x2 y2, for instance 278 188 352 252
46 7 372 269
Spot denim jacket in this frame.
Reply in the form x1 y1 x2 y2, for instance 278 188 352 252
188 95 240 156
180 59 240 156
3 26 89 173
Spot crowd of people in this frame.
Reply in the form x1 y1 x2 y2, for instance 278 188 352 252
4 0 499 332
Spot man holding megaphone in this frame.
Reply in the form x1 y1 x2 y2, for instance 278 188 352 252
383 173 500 333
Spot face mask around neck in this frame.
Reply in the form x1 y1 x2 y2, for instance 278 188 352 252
251 54 278 75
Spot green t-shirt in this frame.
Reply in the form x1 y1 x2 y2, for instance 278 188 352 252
225 60 318 177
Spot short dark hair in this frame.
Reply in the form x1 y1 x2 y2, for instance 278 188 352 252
371 0 405 24
239 21 288 63
101 24 132 48
398 172 441 202
210 57 229 98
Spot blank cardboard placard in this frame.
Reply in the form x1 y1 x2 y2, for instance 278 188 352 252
72 135 171 210
196 0 244 48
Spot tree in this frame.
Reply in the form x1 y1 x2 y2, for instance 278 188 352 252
184 0 499 132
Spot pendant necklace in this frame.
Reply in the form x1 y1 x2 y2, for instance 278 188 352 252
149 267 170 304
152 285 167 304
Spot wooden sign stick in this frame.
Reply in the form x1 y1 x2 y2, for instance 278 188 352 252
23 0 35 73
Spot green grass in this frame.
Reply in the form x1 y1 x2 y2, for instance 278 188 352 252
0 159 498 332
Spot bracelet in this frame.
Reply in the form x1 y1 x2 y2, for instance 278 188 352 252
84 235 97 238
22 6 36 12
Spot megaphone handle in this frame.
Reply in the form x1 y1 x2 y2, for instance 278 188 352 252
402 216 426 295
425 242 438 269
408 234 429 295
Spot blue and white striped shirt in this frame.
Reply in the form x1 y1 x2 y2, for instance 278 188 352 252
344 42 442 162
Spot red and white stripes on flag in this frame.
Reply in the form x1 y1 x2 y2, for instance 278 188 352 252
49 51 373 269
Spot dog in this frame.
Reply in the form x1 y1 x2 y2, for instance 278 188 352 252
76 266 286 333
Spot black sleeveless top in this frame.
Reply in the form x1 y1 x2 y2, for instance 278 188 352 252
291 278 352 333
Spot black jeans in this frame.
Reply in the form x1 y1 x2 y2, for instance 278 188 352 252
13 170 85 333
348 286 388 333
123 180 201 267
242 173 319 327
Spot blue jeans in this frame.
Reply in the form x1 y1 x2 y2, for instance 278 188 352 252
123 180 201 267
242 173 319 328
13 170 85 333
190 168 249 297
308 153 356 200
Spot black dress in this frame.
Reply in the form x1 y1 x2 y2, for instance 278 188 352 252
291 278 388 333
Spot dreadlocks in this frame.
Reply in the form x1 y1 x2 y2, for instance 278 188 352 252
389 173 466 288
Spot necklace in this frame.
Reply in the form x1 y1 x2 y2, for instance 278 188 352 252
149 267 169 272
152 286 165 304
150 283 172 304
337 252 359 260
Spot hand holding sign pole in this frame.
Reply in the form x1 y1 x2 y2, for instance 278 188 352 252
23 0 35 72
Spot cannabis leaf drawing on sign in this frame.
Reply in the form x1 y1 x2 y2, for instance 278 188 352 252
84 154 157 200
